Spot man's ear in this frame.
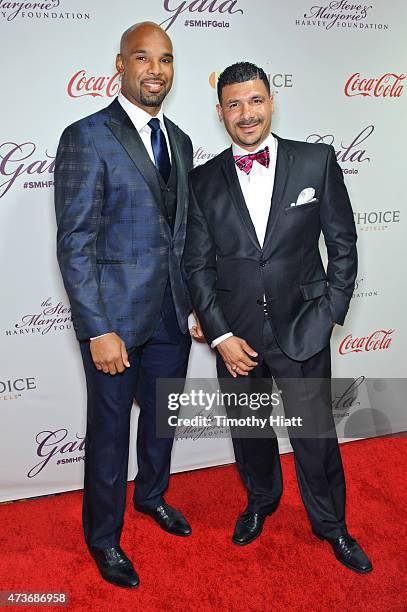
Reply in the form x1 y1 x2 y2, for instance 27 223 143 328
216 103 224 123
270 94 274 114
116 53 124 73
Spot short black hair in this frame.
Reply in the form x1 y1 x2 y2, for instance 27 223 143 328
217 62 270 103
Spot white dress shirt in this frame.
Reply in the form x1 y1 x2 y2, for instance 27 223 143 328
117 92 171 162
211 134 278 348
91 94 171 341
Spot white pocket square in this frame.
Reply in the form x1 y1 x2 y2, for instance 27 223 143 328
290 187 317 207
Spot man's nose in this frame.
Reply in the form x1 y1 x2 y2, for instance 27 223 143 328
241 103 253 120
148 59 162 75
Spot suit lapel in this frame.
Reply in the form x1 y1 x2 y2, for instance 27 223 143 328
222 150 261 252
262 136 293 255
165 118 186 238
106 99 168 222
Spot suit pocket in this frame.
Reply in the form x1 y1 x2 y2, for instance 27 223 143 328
216 288 232 304
284 200 319 214
300 279 328 301
96 259 136 264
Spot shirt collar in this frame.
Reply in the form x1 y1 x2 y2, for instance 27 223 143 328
118 93 165 132
232 133 275 159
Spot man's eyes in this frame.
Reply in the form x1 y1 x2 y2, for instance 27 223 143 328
134 56 173 63
227 99 263 110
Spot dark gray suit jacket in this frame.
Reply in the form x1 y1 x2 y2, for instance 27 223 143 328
184 135 357 361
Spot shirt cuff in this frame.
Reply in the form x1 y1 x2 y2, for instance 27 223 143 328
211 332 233 349
90 333 110 340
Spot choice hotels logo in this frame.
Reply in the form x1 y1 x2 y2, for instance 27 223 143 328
0 376 37 401
209 70 293 91
345 73 405 98
354 210 400 232
339 329 394 355
67 69 121 99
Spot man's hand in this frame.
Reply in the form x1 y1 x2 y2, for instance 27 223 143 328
190 311 205 342
216 336 258 378
90 332 130 375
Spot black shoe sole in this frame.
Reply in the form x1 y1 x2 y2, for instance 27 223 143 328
92 565 140 589
333 553 373 574
100 576 140 589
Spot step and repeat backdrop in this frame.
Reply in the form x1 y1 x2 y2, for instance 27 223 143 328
1 1 406 501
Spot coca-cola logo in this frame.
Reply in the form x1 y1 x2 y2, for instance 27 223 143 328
339 329 394 355
0 141 55 198
306 125 373 174
159 0 244 31
0 1 90 22
296 2 388 31
28 429 85 478
345 73 405 98
0 377 37 401
5 297 72 337
67 69 121 99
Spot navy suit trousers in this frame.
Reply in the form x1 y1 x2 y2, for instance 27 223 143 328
80 282 191 550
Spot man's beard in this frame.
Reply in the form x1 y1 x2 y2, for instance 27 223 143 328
235 118 267 147
237 132 263 147
140 88 167 108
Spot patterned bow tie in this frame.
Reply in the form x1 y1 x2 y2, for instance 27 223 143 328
234 146 270 174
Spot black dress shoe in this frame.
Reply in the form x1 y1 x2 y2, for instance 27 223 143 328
314 532 373 574
232 511 268 546
89 546 140 588
135 502 192 536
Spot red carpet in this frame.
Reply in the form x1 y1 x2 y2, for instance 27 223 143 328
0 437 406 611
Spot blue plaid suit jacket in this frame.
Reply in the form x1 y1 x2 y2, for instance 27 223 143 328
54 98 193 348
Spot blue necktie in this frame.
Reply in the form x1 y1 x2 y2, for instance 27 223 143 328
148 118 171 184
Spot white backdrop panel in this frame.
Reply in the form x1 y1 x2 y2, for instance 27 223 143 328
1 0 406 501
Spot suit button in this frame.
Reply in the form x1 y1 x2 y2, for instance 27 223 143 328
260 261 266 267
256 299 264 305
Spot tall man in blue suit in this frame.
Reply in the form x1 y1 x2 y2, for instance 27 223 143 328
55 22 194 588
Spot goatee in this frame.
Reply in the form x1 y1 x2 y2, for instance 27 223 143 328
140 90 167 108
